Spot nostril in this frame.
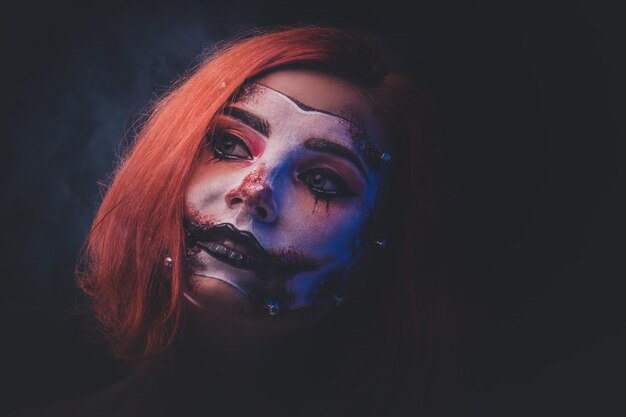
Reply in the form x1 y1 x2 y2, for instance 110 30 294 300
230 197 243 207
255 206 268 219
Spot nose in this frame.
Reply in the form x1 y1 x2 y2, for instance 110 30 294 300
225 166 278 223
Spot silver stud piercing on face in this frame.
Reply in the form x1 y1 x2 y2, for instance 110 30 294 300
264 299 280 316
163 256 173 270
368 236 387 249
333 295 345 306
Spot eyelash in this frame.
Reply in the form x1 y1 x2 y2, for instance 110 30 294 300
297 168 356 202
209 131 356 204
211 131 253 160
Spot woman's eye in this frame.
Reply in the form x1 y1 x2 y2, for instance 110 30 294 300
297 168 356 201
212 132 253 160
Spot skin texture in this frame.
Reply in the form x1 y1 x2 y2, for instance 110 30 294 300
182 71 389 354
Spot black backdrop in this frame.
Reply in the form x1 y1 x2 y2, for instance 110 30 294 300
1 0 624 415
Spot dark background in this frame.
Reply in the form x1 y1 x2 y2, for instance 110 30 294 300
1 0 624 415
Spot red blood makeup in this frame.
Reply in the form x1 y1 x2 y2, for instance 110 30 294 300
184 74 388 315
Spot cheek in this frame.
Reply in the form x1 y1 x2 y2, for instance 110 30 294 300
185 163 241 212
282 187 370 259
280 190 373 310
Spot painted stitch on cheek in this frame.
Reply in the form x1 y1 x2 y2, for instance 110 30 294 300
266 247 321 275
183 208 219 254
185 206 219 228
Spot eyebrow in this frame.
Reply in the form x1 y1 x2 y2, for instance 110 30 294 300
304 138 369 182
248 83 385 170
224 102 371 179
224 106 271 137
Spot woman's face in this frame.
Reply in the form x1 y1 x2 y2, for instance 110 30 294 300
184 69 389 329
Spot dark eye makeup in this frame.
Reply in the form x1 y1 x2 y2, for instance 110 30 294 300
209 128 358 204
297 168 357 202
211 132 253 160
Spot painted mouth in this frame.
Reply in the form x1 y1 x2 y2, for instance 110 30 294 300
185 220 320 276
190 223 268 272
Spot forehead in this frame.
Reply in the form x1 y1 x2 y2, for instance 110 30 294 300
234 83 358 140
231 70 388 168
232 84 387 170
249 69 385 138
253 69 378 132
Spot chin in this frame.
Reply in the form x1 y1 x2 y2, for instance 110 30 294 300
185 274 333 332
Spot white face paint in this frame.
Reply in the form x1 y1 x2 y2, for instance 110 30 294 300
184 71 387 317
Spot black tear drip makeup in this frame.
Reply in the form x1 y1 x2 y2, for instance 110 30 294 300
183 81 392 317
310 196 331 214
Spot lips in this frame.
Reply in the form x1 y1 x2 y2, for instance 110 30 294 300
185 220 320 276
188 223 269 272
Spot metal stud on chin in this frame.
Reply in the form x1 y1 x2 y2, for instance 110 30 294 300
263 299 280 316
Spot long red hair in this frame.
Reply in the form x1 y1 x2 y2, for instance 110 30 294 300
78 25 456 415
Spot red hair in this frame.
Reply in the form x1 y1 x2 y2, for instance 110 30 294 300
78 25 456 415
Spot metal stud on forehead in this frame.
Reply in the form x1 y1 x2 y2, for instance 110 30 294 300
359 139 391 169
